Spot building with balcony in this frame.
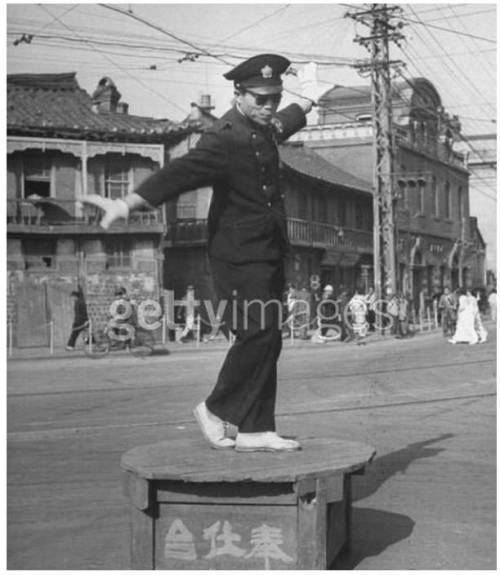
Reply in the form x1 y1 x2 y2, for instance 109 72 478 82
163 138 375 305
6 72 203 347
290 77 487 306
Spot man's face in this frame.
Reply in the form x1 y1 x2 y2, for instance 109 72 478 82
236 89 281 126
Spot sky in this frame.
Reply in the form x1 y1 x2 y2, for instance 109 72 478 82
5 1 498 268
6 2 497 131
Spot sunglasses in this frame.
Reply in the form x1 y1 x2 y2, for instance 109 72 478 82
245 89 282 107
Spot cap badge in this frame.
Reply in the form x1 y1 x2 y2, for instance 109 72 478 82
261 65 273 79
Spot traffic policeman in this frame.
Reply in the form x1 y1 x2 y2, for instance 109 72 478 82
83 53 313 452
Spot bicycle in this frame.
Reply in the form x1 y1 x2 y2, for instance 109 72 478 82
81 323 155 359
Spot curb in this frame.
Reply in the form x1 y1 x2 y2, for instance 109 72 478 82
6 324 459 362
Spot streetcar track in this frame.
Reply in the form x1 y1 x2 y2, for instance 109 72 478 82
7 358 494 399
8 390 496 442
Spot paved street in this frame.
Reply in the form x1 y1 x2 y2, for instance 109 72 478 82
7 325 496 570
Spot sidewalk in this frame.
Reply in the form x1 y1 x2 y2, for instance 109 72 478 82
7 322 457 362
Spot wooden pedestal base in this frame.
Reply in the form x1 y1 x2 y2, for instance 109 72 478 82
122 436 375 570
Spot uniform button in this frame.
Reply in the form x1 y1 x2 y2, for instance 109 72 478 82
267 202 272 207
262 185 268 192
251 133 257 139
255 151 260 157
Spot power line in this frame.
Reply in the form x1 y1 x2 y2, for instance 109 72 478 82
38 4 188 116
220 4 290 42
99 3 232 66
418 7 496 23
402 7 496 117
401 14 496 44
446 4 496 84
8 27 365 68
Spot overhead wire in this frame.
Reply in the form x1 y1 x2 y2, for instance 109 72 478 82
402 7 496 118
446 4 496 84
220 4 290 42
38 4 189 116
401 14 496 44
99 3 233 66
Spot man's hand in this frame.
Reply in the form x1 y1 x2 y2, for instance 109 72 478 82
79 195 129 229
297 97 314 115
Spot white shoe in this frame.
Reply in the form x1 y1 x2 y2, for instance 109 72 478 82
193 402 235 450
235 431 301 453
448 339 456 344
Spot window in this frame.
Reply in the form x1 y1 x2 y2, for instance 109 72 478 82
417 181 425 214
298 192 308 220
23 152 51 198
23 238 56 269
104 155 130 199
398 181 408 209
457 186 463 220
315 193 327 223
105 237 131 269
177 203 196 218
444 181 451 219
431 176 439 217
337 198 347 226
355 200 363 229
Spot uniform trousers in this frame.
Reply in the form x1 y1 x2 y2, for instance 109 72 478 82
205 257 285 433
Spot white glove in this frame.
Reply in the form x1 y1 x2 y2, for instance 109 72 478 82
79 195 129 229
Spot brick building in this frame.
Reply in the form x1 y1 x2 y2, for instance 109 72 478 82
6 72 204 348
291 77 487 306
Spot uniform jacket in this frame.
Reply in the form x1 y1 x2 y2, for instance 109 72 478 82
134 103 306 263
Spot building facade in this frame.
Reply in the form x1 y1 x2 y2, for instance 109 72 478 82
6 72 199 348
163 137 375 306
290 77 487 307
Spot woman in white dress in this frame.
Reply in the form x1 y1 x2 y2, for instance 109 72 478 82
449 288 478 345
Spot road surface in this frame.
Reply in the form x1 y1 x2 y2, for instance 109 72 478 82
7 326 496 569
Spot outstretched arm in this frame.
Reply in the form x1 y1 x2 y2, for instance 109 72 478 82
80 193 150 229
81 129 228 229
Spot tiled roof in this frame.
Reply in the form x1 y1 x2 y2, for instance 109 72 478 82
308 142 373 187
280 143 372 194
7 72 194 142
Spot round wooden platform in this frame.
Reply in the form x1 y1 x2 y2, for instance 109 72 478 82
121 436 376 483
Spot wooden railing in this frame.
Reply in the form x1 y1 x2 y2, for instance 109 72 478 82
168 218 373 251
6 198 164 228
166 219 208 244
288 218 372 250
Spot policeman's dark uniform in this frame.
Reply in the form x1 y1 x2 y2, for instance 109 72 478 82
134 54 307 433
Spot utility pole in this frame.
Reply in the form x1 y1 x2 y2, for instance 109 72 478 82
346 4 405 300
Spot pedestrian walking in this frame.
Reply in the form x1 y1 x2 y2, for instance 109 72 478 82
178 285 197 343
471 291 488 344
449 288 482 345
397 292 410 338
346 290 368 343
364 286 376 331
83 53 313 452
438 286 457 337
488 288 496 321
66 288 89 350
